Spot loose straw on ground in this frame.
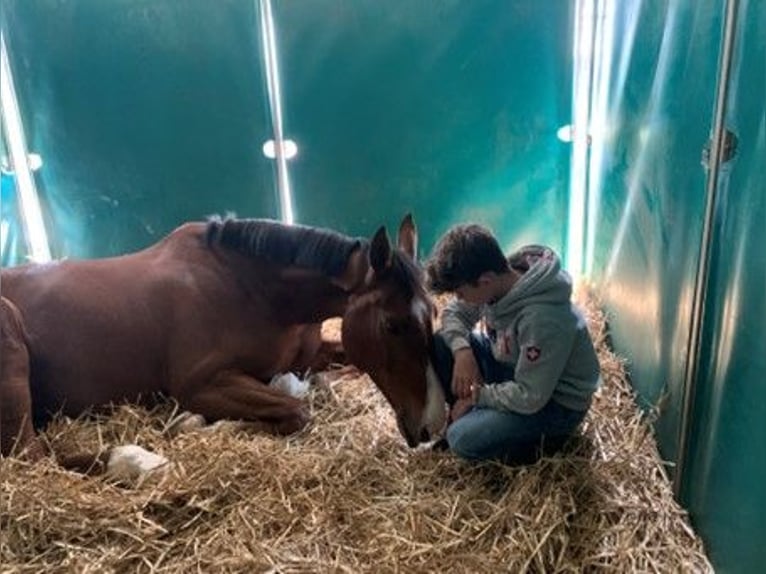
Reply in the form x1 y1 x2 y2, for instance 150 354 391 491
1 289 713 573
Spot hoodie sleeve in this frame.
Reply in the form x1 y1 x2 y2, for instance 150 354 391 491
439 298 482 353
475 308 576 414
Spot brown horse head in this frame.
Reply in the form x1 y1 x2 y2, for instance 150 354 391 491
342 215 447 447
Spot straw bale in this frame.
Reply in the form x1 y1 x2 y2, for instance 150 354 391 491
1 288 713 573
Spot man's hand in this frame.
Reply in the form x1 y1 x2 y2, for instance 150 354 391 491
450 397 473 421
452 348 483 399
450 380 483 423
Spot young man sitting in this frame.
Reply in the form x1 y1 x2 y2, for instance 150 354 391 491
425 223 601 464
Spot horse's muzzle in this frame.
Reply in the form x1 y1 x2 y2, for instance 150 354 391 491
397 415 430 448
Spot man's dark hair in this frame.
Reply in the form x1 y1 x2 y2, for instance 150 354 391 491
425 224 510 293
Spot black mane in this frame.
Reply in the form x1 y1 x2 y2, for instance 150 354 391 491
205 217 365 278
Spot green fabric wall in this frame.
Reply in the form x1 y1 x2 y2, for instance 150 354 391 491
272 0 573 257
680 1 766 571
586 0 721 465
3 2 765 571
2 0 573 261
2 0 277 259
587 1 766 571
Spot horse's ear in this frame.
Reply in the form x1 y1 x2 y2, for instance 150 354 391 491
397 213 418 261
370 225 392 273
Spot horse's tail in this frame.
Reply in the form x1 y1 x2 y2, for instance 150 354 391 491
0 296 31 350
0 296 44 459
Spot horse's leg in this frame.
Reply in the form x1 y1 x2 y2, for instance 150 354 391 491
0 365 168 479
165 410 207 437
0 298 44 460
55 446 169 482
177 370 309 435
1 299 167 480
165 372 312 438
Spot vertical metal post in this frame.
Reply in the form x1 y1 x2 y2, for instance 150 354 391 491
566 0 596 278
0 31 51 263
258 0 294 224
674 0 740 495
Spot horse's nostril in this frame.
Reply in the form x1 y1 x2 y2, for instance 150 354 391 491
402 427 419 448
420 428 430 443
397 415 419 448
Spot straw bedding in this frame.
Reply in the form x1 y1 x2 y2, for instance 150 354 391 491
1 290 713 573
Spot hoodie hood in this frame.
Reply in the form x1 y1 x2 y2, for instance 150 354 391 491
489 245 572 317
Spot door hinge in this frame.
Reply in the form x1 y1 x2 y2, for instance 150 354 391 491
702 128 738 168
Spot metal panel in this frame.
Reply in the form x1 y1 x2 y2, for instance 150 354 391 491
587 0 723 463
680 0 766 571
589 0 766 569
271 0 573 256
1 0 276 260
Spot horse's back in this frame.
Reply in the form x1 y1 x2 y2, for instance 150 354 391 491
0 225 209 420
1 222 208 316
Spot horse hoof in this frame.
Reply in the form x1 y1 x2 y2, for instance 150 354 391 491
165 412 207 437
270 372 310 398
106 445 169 482
16 437 48 462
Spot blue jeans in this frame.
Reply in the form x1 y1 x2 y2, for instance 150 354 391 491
433 332 586 464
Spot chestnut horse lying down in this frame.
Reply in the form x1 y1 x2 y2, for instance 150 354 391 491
0 214 446 479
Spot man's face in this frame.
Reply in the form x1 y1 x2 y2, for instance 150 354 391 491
454 274 495 306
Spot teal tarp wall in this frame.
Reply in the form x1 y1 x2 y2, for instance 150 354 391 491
587 1 766 572
272 0 572 256
586 0 721 470
2 0 573 262
680 1 766 571
2 1 765 572
2 0 277 259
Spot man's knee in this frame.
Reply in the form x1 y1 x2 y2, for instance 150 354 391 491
445 425 481 460
445 418 495 461
445 413 548 464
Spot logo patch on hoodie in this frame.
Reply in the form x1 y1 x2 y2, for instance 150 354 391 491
525 346 541 362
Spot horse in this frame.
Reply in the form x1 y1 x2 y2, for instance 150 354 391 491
0 214 447 478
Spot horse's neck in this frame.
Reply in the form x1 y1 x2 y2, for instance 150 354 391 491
329 247 369 293
220 257 365 326
205 240 370 324
279 249 371 323
268 268 351 323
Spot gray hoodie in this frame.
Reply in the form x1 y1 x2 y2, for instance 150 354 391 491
440 245 600 414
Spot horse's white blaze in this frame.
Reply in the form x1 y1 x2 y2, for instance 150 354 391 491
106 444 169 481
422 362 448 437
411 298 447 440
411 298 430 327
